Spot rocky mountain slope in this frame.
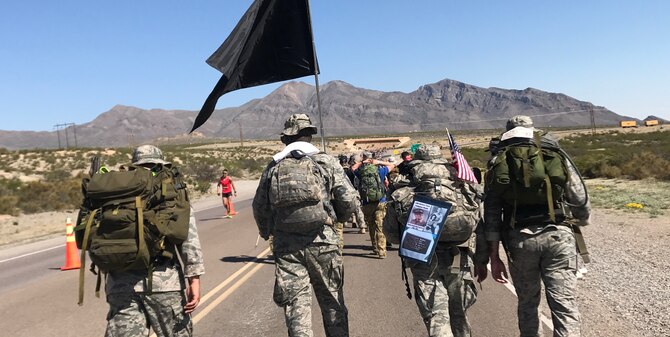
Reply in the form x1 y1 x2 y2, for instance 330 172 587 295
0 78 631 149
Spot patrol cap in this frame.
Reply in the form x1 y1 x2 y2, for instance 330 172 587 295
413 144 442 160
362 151 373 159
132 145 170 166
506 115 534 131
281 114 318 136
412 208 424 214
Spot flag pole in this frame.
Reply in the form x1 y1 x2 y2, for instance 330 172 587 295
445 127 453 150
305 0 326 152
314 74 325 152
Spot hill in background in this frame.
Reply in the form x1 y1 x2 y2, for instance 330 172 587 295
0 78 632 149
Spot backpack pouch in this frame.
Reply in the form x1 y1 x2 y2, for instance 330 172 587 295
87 169 153 207
89 238 149 271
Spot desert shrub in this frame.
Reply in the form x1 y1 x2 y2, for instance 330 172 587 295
620 151 670 180
44 169 72 181
16 178 82 214
181 161 218 194
0 178 22 215
0 195 19 216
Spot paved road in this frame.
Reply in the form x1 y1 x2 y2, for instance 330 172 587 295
0 188 553 337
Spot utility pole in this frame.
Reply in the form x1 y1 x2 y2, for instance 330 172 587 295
239 123 244 147
589 106 597 135
128 132 135 149
53 123 75 149
71 123 78 148
54 125 62 149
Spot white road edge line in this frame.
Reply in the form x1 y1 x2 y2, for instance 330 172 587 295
0 204 222 264
0 244 65 264
487 264 555 331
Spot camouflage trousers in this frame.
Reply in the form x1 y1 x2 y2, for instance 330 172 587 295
506 226 580 337
352 203 367 229
105 291 192 337
335 222 344 254
273 243 349 337
361 202 387 256
411 247 478 337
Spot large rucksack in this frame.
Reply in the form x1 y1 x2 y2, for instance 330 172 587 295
358 163 384 203
489 136 569 225
75 163 190 304
388 160 481 244
268 151 336 233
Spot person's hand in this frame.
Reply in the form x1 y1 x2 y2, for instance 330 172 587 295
490 257 509 284
184 276 201 314
473 263 488 283
233 191 237 197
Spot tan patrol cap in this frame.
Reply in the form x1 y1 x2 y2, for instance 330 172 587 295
506 115 534 131
281 114 318 136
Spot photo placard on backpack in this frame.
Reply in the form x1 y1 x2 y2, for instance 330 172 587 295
399 195 452 264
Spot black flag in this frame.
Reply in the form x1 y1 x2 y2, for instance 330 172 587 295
191 0 319 133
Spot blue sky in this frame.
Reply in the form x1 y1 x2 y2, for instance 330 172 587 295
1 0 668 131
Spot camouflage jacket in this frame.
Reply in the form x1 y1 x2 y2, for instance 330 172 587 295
483 135 592 242
253 149 359 253
106 206 205 294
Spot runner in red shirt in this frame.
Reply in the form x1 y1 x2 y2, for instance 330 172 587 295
216 169 237 218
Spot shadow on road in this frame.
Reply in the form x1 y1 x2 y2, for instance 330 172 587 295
220 255 275 265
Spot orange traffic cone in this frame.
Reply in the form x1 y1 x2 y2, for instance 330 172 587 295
228 198 237 215
61 217 81 271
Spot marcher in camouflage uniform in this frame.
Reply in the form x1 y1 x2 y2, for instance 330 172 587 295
253 114 359 337
105 145 205 337
485 116 591 337
351 153 395 258
384 144 488 337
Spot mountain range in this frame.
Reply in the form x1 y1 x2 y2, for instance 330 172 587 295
0 78 642 150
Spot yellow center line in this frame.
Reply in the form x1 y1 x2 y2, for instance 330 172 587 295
198 246 271 306
193 259 268 324
149 246 272 337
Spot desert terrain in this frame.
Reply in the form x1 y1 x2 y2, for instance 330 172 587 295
1 125 668 336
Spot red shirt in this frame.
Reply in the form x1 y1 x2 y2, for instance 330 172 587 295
219 176 232 193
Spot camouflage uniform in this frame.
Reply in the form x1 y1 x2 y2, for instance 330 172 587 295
104 145 205 337
383 145 487 337
361 201 387 256
484 116 591 337
253 114 358 337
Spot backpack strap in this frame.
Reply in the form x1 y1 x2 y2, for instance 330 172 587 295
396 216 412 300
78 208 98 306
533 133 556 223
134 196 155 293
572 225 591 263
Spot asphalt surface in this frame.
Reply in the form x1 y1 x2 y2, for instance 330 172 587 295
0 190 552 337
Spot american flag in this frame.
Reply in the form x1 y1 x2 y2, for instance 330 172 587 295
448 133 478 184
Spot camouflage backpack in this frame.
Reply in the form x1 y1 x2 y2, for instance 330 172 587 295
387 160 481 244
268 151 336 233
489 135 569 224
75 163 190 304
358 163 384 203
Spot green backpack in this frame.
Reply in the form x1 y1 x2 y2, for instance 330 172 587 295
75 164 190 304
489 138 568 224
268 152 335 233
358 163 384 203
